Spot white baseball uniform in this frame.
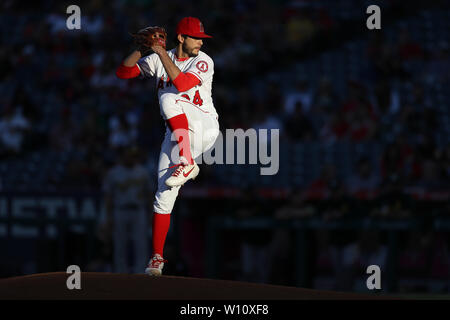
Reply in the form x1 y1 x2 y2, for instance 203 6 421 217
137 48 220 214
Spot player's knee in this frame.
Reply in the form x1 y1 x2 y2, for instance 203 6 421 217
160 94 182 117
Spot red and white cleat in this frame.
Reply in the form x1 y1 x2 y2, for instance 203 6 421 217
145 254 167 276
165 159 199 187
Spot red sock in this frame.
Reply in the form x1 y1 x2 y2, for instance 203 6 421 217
152 213 171 257
166 113 194 164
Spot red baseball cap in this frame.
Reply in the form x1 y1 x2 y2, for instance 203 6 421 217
176 17 212 38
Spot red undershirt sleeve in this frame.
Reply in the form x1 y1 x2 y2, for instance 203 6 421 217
172 72 201 92
116 63 141 79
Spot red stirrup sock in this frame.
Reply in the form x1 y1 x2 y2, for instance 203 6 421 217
166 113 194 164
152 213 171 257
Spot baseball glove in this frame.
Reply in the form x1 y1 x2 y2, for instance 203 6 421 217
131 26 167 55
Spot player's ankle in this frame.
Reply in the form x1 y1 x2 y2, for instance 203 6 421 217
179 156 194 165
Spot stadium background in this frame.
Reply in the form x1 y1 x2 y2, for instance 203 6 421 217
0 0 449 295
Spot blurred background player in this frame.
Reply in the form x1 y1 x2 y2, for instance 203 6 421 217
103 146 152 273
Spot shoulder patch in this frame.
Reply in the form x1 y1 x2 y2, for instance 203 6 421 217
196 60 209 73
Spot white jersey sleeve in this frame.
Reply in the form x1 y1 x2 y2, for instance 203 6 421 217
137 53 159 78
184 54 214 85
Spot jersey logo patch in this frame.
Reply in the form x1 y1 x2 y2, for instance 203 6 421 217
196 60 208 73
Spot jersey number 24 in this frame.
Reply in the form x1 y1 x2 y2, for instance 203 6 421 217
182 90 203 106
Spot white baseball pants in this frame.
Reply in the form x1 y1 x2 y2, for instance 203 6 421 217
153 93 219 214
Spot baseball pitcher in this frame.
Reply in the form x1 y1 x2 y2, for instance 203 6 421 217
116 17 219 276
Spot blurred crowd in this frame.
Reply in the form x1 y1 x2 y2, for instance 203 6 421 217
214 187 449 292
0 0 449 291
0 0 448 193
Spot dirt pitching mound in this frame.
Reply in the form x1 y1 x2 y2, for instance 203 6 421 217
0 272 391 300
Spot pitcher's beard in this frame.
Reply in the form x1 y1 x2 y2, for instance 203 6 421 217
182 43 200 57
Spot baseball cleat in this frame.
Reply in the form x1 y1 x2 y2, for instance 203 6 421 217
145 254 167 276
165 161 200 187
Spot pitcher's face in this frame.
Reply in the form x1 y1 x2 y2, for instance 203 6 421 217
182 36 203 57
